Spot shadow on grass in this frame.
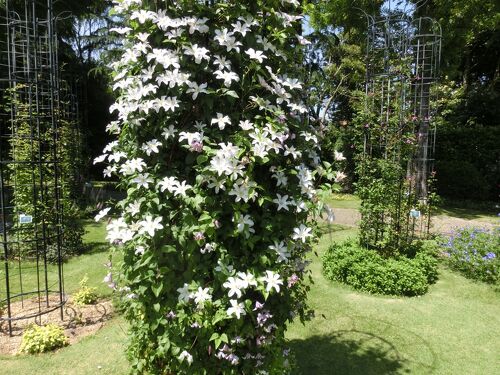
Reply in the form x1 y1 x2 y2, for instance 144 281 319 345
290 330 411 375
433 200 499 221
84 241 110 255
317 223 350 236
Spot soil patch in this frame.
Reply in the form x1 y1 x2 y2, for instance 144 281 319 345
0 295 113 355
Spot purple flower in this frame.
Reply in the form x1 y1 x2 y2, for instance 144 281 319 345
253 301 264 311
190 140 203 153
194 231 205 241
231 336 244 345
287 273 299 288
483 252 496 260
257 311 272 327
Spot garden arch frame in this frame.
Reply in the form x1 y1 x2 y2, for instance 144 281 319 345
0 0 76 336
361 11 441 245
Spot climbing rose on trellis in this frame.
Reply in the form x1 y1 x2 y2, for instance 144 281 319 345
96 0 336 373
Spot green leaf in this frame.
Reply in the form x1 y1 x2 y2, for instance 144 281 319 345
220 333 229 343
225 90 239 98
215 337 222 348
152 282 163 297
196 155 208 164
209 333 219 342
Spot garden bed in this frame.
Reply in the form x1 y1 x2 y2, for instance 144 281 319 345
0 296 113 355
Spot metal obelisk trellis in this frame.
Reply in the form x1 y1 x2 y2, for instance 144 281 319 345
0 0 67 336
362 11 441 244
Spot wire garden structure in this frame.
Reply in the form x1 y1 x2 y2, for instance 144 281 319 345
0 0 78 335
359 13 441 250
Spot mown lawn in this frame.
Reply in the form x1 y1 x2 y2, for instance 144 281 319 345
1 222 499 374
322 192 361 210
287 227 500 375
0 220 117 299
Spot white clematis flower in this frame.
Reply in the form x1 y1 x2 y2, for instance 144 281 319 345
292 224 312 243
227 299 246 319
177 283 191 303
193 287 212 305
259 270 283 293
214 70 240 87
179 350 193 365
141 139 161 155
138 215 164 237
186 82 208 99
273 194 291 211
95 207 111 222
223 277 244 298
162 125 177 140
245 48 267 63
132 173 154 189
211 113 231 130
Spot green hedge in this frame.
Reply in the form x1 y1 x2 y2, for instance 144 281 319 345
322 239 438 296
434 126 500 201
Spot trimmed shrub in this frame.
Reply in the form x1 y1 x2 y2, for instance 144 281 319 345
19 324 69 354
442 227 499 284
322 239 438 296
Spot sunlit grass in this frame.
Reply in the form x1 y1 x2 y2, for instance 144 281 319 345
287 227 500 375
1 218 498 375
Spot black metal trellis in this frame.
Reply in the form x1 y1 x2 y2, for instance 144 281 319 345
0 0 73 336
362 11 441 245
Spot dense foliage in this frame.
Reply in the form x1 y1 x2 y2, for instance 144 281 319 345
96 1 336 373
442 227 500 285
355 159 430 256
19 324 69 354
433 83 500 201
323 239 438 296
415 0 500 201
73 275 99 305
2 86 85 260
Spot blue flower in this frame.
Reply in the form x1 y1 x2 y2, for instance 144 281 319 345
483 252 496 260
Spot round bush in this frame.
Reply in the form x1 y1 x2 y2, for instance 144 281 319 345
19 324 69 354
73 276 99 306
322 239 438 296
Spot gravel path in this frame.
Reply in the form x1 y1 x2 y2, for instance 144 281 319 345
332 208 497 235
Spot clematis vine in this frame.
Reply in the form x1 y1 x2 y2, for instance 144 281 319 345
98 0 337 373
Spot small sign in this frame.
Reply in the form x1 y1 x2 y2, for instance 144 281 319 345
19 214 33 224
409 209 421 219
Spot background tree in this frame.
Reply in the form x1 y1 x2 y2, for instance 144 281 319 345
412 0 500 201
304 1 383 188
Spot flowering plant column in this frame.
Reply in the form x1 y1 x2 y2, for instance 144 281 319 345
96 0 335 373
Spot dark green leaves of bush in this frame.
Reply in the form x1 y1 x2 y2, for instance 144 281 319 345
322 239 438 296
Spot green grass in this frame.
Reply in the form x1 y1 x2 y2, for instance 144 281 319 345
287 227 500 375
323 192 499 224
433 204 499 224
0 220 117 299
0 317 129 374
2 222 499 375
322 192 361 210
